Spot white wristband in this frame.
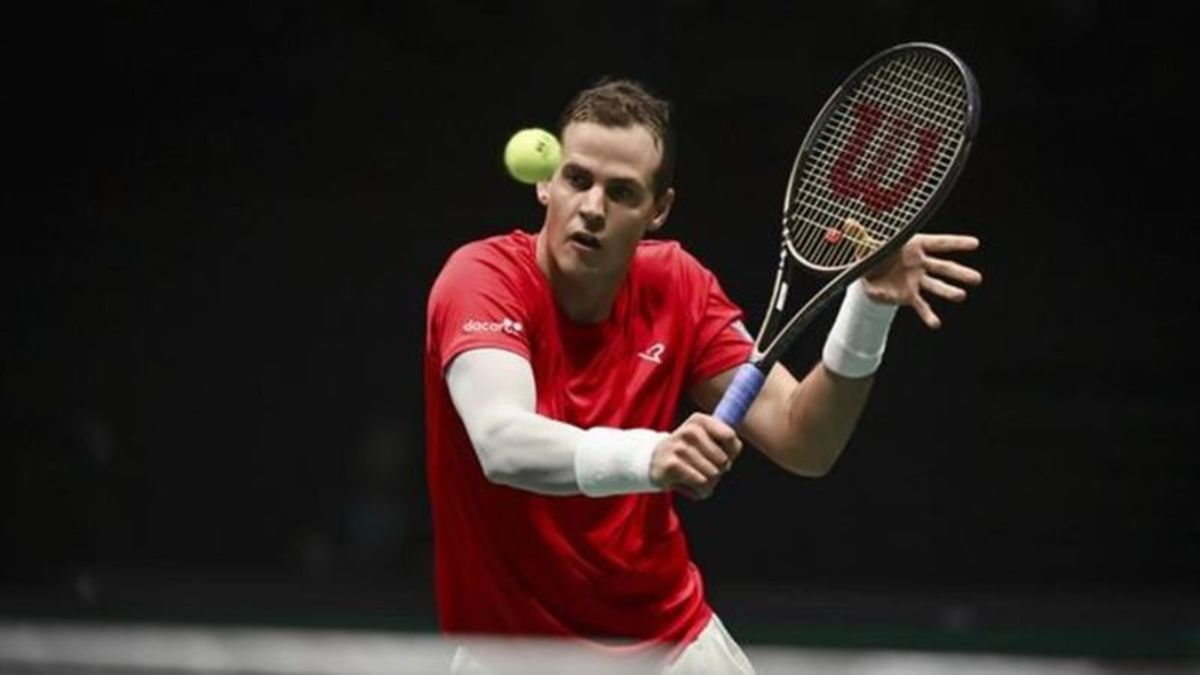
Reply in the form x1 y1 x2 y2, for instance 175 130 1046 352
822 279 899 378
574 427 666 497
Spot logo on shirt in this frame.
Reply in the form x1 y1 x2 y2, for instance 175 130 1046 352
462 318 523 336
637 342 666 364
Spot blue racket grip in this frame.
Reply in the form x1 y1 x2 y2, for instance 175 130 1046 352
713 363 766 427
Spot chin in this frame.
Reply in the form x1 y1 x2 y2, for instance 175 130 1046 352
559 258 600 277
555 249 604 277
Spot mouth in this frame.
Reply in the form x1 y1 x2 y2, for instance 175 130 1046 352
568 231 602 251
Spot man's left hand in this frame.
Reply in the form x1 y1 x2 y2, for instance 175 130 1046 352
862 234 983 329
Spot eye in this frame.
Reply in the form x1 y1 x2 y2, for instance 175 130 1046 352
564 167 591 191
607 183 640 204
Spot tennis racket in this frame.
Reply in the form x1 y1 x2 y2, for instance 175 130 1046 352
713 42 981 427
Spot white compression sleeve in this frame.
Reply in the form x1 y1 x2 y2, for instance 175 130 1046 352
445 348 666 497
821 279 899 378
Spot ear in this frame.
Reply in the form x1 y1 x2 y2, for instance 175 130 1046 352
647 187 675 232
536 182 550 205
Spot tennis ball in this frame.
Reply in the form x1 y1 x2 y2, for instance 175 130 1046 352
503 128 561 184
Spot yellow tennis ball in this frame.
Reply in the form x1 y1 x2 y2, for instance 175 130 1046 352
503 128 561 184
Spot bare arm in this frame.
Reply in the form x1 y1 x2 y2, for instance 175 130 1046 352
693 362 869 476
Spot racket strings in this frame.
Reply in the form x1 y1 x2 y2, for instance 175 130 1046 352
792 59 961 259
786 49 969 271
790 55 963 266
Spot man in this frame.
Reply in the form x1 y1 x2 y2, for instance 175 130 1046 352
424 79 981 672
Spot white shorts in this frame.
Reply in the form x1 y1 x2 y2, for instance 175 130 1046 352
450 614 755 674
664 614 756 674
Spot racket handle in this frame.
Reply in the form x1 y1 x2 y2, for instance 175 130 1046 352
713 363 766 427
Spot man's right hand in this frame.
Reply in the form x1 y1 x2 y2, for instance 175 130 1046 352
650 413 743 499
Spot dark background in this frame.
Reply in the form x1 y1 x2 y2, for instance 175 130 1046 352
4 0 1197 657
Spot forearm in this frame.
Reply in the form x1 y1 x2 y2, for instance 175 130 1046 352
739 280 895 476
447 349 665 496
778 363 874 475
464 402 585 495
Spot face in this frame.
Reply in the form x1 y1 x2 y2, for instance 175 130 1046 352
536 121 674 285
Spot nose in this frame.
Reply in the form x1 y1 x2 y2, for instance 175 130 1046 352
579 185 605 231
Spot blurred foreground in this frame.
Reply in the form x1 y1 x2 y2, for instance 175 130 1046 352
2 620 1196 675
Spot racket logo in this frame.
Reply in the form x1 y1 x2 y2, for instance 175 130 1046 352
828 102 943 213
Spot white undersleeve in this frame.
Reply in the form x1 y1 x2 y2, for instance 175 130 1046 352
446 348 664 496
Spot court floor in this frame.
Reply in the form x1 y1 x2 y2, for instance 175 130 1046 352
2 620 1195 674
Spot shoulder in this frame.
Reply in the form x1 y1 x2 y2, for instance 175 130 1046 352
431 230 538 295
426 230 541 351
426 231 539 365
442 229 536 274
633 237 717 289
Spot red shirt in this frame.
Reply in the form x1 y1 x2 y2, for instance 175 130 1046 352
424 230 752 652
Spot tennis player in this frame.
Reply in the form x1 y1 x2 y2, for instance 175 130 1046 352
424 79 981 673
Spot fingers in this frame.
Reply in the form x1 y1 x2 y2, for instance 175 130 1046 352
651 414 743 499
670 460 717 495
912 293 942 329
860 233 979 330
920 275 968 303
912 234 981 327
685 414 742 467
914 233 980 253
924 256 983 286
676 438 724 479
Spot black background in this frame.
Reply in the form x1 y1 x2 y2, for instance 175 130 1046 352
4 0 1198 645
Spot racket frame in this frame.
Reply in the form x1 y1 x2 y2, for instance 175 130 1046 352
751 42 981 373
713 42 980 428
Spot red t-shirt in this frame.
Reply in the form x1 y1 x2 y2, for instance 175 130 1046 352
424 229 752 653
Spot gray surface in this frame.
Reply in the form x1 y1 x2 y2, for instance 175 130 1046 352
2 621 1196 675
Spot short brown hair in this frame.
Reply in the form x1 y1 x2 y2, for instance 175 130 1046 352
558 78 675 198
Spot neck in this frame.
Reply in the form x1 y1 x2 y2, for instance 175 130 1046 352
535 231 627 324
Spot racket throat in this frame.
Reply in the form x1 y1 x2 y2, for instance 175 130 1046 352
775 282 789 312
758 265 860 372
753 243 794 358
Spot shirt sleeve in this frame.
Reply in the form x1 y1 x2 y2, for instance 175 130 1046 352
428 244 533 373
686 259 755 387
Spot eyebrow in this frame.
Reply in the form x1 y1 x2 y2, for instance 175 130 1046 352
607 177 642 195
563 162 646 192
